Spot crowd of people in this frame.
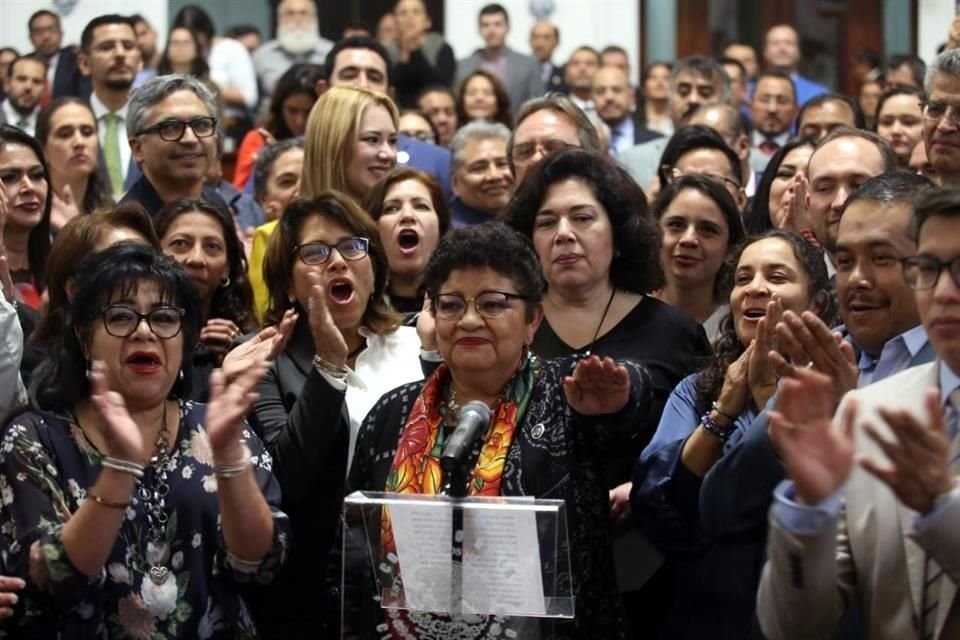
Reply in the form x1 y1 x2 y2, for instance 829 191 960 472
1 0 960 638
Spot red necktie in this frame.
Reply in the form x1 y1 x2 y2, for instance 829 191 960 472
759 139 780 156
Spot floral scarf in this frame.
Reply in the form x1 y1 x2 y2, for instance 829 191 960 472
377 354 540 631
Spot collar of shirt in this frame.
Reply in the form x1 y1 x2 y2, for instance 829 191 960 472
46 51 59 85
858 323 928 381
2 100 37 130
611 117 635 152
89 91 129 122
939 360 960 408
752 130 790 149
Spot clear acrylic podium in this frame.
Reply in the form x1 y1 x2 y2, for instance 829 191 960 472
340 490 574 639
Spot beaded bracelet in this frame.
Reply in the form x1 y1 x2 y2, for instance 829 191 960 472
101 457 145 478
700 411 733 442
711 401 736 422
87 492 130 510
214 445 252 479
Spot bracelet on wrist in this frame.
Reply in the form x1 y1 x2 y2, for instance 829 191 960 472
711 401 736 422
87 492 131 510
700 411 733 442
213 444 252 479
101 457 145 478
312 355 348 380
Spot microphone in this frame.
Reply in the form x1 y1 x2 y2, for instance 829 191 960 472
441 401 493 469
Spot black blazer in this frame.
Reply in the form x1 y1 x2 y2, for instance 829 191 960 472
44 47 91 100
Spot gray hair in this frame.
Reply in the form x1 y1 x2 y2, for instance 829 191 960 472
127 74 218 139
926 48 960 94
450 120 512 173
508 93 602 173
670 56 732 105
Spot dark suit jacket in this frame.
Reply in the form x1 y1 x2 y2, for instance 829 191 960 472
398 134 452 198
544 62 566 93
38 47 91 100
119 174 229 217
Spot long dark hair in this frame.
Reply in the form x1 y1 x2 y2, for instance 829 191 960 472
154 198 256 332
695 230 838 408
263 63 322 140
455 69 513 129
31 242 201 411
157 26 210 78
35 97 112 215
0 124 52 292
744 136 817 235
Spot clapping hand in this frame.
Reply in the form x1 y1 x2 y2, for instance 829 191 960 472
306 270 348 367
88 361 146 462
564 356 630 416
858 389 955 514
200 318 244 358
770 310 858 407
416 294 438 351
222 309 296 384
771 174 813 236
205 359 269 463
768 367 857 505
49 185 79 233
747 298 782 410
0 575 24 619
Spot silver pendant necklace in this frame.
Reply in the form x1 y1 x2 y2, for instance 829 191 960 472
139 401 172 586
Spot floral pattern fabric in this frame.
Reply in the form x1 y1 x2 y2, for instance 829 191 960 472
0 402 289 639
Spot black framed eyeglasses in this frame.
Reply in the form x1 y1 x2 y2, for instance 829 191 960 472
138 116 218 142
668 167 741 191
901 255 960 290
293 237 370 265
100 305 185 339
432 290 529 320
511 139 576 163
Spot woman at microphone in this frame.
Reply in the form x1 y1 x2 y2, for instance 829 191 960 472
347 222 653 638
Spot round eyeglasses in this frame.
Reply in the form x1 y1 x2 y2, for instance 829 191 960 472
293 237 370 265
100 305 185 339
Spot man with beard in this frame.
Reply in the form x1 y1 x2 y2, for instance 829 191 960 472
563 46 601 117
131 14 160 86
749 70 799 167
79 15 144 198
620 56 730 192
0 55 45 136
254 0 334 106
27 9 88 101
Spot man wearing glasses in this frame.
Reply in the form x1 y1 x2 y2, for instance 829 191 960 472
121 74 229 217
756 184 960 640
923 49 960 186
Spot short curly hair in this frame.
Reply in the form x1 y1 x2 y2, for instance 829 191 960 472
504 148 664 294
422 222 545 321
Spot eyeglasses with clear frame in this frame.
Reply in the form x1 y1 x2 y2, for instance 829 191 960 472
100 305 185 339
293 237 370 265
920 99 960 127
901 255 960 290
432 290 529 320
137 116 218 142
511 139 577 163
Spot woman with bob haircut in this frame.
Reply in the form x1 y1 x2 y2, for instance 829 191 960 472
454 68 513 130
250 191 423 636
5 242 288 638
364 167 451 317
652 174 746 341
504 147 711 633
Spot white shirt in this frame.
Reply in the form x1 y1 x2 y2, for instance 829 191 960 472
89 92 132 185
2 100 37 136
46 51 59 89
209 38 259 112
569 94 595 116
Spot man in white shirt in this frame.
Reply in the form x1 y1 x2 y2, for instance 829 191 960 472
254 0 333 106
77 15 142 198
0 55 45 136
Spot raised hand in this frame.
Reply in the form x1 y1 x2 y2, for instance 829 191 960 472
417 293 438 351
716 343 753 419
858 389 955 514
771 310 858 406
88 361 145 462
771 174 813 235
564 355 630 416
769 367 856 505
748 298 781 410
222 309 296 383
609 481 633 530
49 185 79 233
0 574 24 619
306 270 348 367
205 359 269 461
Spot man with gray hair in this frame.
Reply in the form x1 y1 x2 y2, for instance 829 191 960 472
923 48 960 186
450 120 514 226
120 74 229 216
508 92 602 184
619 56 731 191
253 0 333 104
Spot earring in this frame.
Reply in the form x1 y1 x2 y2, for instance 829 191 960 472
220 275 231 288
178 369 184 382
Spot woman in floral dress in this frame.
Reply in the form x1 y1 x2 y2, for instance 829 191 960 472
0 242 289 638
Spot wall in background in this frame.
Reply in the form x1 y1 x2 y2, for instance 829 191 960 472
443 0 642 84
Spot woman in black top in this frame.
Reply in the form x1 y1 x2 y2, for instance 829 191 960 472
505 149 711 639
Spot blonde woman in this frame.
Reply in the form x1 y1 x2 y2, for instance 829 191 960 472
249 87 399 316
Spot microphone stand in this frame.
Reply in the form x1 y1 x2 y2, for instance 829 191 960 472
441 458 468 618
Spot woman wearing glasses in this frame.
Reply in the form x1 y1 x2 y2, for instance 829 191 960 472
505 149 711 635
2 242 288 637
346 221 652 638
251 192 423 637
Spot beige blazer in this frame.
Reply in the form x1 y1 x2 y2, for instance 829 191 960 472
757 361 960 640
